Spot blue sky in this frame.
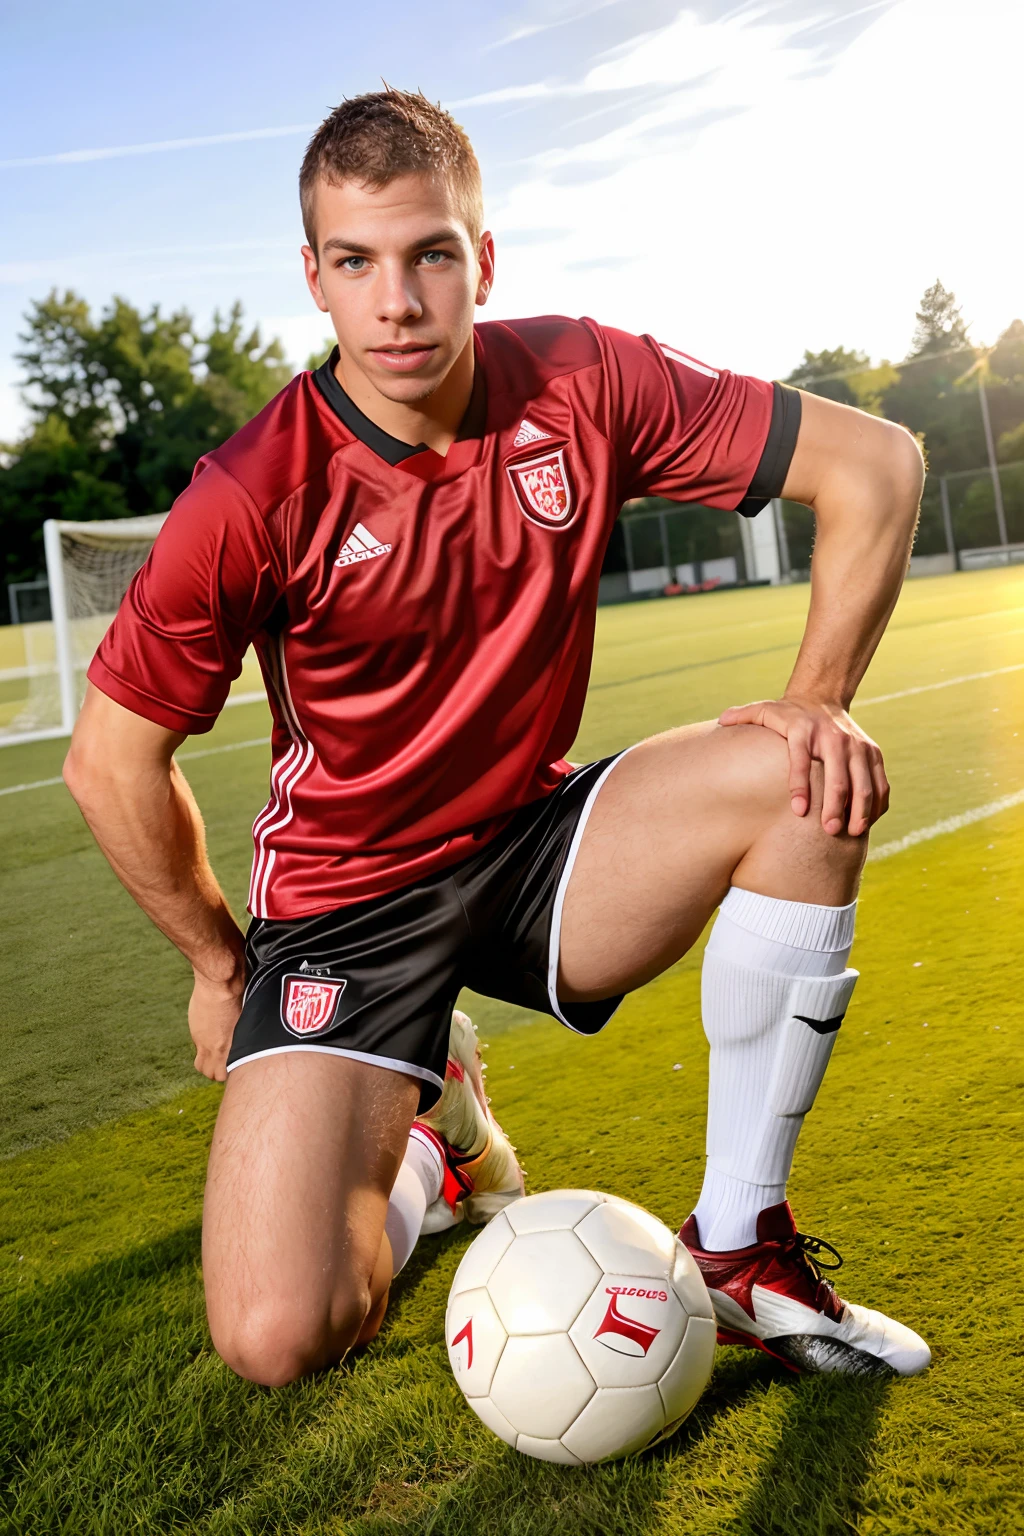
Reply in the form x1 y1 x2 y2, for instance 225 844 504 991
1 0 1019 441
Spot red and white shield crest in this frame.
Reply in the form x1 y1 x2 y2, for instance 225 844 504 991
507 447 576 530
280 973 347 1038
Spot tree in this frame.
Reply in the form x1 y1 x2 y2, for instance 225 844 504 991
910 279 970 358
306 338 335 371
1 291 292 590
785 347 899 417
785 347 868 407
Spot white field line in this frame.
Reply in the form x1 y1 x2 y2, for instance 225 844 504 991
0 664 51 683
0 662 1020 802
2 737 1021 860
857 662 1024 707
867 790 1024 861
0 736 270 798
177 736 269 762
0 773 64 797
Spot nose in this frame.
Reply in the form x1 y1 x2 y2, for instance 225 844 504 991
376 260 422 327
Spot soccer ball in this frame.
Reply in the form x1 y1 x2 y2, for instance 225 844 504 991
445 1189 716 1464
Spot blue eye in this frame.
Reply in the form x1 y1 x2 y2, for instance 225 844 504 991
341 256 367 272
420 250 448 265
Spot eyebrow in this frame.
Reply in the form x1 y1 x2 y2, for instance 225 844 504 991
320 228 462 257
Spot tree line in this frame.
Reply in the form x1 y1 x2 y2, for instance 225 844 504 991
2 280 1022 599
0 292 292 595
778 281 1024 566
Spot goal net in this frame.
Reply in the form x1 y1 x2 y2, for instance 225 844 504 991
2 515 166 746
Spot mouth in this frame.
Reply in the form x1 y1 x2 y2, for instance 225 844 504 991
369 343 439 373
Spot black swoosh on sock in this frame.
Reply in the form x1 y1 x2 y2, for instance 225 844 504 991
794 1013 846 1035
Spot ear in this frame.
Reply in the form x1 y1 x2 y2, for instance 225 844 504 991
475 231 495 308
302 245 330 313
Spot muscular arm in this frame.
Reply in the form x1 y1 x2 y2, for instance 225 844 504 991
722 390 924 837
63 683 246 1080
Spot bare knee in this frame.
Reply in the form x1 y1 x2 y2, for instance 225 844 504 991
707 722 792 809
210 1282 372 1387
720 726 866 898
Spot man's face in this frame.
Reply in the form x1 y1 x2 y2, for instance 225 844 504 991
302 173 494 406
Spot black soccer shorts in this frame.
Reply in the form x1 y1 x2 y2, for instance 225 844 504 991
227 754 629 1111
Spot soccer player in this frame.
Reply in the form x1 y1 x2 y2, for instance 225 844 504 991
64 90 930 1386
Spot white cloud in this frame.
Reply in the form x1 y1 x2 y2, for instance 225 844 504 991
458 9 810 113
0 240 299 289
487 0 630 50
259 312 336 372
0 124 313 171
483 0 1022 376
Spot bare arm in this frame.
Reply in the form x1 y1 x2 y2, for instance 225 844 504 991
721 390 924 837
63 683 245 1080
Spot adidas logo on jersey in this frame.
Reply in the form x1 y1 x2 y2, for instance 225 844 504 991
513 418 551 448
336 522 393 568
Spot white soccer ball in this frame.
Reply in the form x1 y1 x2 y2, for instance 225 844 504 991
445 1189 716 1465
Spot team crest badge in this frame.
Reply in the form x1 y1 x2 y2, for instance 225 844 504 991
280 973 347 1037
507 447 576 530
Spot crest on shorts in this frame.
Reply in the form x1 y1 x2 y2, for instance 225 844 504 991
280 973 347 1037
507 447 576 530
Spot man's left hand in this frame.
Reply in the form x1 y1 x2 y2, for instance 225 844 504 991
719 696 889 837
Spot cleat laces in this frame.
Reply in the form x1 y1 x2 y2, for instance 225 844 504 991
785 1230 845 1317
794 1230 844 1273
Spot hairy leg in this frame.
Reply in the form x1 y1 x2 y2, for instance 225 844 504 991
203 1052 419 1386
558 721 865 1000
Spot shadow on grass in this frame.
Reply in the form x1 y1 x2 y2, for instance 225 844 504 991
2 1224 362 1533
344 1314 780 1536
733 1364 890 1536
2 1225 889 1536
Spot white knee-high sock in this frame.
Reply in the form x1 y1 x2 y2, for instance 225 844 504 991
384 1131 444 1275
692 887 858 1252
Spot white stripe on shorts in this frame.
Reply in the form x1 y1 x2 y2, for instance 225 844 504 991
226 1043 445 1094
546 747 636 1031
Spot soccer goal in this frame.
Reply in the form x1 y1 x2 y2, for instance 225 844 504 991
1 515 166 747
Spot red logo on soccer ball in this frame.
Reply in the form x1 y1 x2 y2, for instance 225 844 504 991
451 1317 474 1369
507 447 576 530
593 1291 662 1357
280 974 347 1037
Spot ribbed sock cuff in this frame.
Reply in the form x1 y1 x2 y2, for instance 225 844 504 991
692 1164 785 1251
721 887 856 954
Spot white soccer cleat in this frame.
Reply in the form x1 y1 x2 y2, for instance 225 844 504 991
680 1202 931 1377
414 1010 525 1233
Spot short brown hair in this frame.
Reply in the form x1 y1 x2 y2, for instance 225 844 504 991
299 89 483 251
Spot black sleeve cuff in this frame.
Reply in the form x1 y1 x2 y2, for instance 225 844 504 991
735 382 801 517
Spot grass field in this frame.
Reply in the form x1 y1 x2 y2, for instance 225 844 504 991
2 568 1023 1534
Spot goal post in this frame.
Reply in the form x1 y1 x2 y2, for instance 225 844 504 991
43 517 78 736
1 514 167 747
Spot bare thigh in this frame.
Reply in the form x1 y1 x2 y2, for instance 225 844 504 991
203 1051 419 1386
558 721 866 1000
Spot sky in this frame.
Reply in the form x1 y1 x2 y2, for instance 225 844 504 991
1 0 1020 441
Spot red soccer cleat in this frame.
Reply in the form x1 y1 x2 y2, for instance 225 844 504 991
679 1202 930 1377
412 1011 525 1233
407 1121 477 1233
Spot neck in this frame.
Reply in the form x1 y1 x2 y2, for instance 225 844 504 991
332 334 475 455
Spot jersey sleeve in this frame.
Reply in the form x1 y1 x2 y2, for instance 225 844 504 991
592 323 800 514
87 460 283 734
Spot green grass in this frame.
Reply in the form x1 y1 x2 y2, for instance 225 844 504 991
2 569 1023 1533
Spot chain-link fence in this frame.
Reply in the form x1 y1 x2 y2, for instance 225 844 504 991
601 458 1024 600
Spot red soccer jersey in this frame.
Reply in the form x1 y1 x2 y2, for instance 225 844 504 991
90 317 794 919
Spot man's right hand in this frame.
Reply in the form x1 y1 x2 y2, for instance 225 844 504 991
190 973 246 1082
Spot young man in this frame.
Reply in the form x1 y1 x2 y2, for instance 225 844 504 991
65 89 929 1387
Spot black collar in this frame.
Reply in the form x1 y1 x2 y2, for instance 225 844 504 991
312 346 487 466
